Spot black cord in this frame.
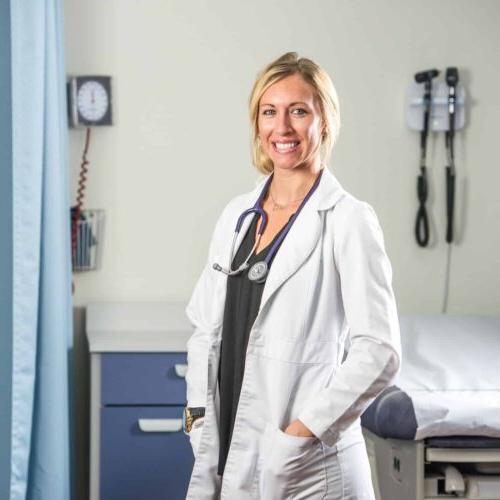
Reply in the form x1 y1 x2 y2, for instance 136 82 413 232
415 166 430 246
441 240 453 313
445 162 455 244
443 67 459 310
414 76 434 247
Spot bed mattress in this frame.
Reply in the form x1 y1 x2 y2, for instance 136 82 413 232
361 314 500 441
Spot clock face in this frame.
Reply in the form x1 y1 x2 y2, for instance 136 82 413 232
76 80 109 122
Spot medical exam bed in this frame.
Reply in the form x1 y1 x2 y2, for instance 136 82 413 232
361 314 500 500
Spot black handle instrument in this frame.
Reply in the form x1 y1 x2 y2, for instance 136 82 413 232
445 67 458 243
414 69 439 247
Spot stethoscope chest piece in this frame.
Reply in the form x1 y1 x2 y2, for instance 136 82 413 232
248 261 268 283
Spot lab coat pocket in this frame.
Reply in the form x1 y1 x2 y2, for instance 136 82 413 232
258 423 326 500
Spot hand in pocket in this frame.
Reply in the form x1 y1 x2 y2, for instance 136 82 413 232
259 424 326 500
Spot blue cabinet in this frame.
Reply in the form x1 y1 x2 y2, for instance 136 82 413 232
98 353 193 500
87 302 195 500
101 352 189 406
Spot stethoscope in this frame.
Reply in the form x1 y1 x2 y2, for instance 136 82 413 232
212 169 323 283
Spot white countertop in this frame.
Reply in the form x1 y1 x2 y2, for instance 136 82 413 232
86 301 192 352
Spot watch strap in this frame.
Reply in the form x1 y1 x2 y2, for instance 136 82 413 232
184 406 206 433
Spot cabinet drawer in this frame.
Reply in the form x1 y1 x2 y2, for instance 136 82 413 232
101 352 188 405
100 405 193 500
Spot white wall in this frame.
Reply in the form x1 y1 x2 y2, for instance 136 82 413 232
65 0 500 315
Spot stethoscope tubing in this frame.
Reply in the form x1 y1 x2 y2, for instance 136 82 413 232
215 176 273 277
213 169 323 281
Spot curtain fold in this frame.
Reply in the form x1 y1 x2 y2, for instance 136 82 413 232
11 0 74 498
0 1 13 497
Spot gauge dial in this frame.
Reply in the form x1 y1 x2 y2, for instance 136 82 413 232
77 80 109 122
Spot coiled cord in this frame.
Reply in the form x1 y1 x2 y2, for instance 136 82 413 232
415 166 429 247
71 127 91 262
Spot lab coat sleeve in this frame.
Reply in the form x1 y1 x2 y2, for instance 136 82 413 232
185 206 228 411
297 200 402 447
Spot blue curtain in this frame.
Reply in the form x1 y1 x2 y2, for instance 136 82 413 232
10 1 74 499
0 1 13 498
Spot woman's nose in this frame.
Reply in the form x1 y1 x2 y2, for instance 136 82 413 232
275 110 294 135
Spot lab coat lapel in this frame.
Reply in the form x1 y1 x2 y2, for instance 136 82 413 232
259 201 320 310
219 168 346 316
258 167 346 314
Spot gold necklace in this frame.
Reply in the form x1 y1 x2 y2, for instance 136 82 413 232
269 188 306 212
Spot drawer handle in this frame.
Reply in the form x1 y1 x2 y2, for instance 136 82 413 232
174 363 188 378
138 418 183 433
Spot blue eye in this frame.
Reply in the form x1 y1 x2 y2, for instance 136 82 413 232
262 109 274 116
293 108 307 115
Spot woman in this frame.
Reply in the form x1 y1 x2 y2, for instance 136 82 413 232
184 52 401 499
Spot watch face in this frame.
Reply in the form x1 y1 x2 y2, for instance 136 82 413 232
77 80 109 122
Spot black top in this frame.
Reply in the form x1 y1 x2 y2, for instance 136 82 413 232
217 213 292 476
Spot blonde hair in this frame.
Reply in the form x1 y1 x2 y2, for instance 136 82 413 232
249 52 341 175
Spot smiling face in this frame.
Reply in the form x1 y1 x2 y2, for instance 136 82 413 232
257 73 325 173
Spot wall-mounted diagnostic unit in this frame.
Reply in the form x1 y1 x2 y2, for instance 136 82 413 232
405 67 466 313
67 75 113 282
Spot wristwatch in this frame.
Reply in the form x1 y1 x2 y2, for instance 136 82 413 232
183 406 205 433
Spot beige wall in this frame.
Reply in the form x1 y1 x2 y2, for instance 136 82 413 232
64 2 500 498
64 0 500 314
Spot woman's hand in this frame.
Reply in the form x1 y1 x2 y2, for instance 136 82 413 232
284 419 315 437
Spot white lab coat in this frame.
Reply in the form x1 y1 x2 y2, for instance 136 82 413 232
185 167 401 499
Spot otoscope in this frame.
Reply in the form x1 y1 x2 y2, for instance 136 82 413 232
414 69 439 247
445 67 458 243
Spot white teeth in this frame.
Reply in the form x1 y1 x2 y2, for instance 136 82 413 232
275 142 299 150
